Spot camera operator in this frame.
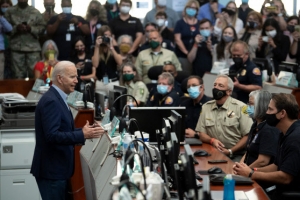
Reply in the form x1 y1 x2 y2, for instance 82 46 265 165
229 40 262 104
92 25 120 95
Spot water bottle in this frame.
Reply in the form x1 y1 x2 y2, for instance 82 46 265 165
223 174 235 200
123 133 132 153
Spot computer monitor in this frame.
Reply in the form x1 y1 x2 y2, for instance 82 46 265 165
279 62 298 74
108 85 127 117
181 144 198 200
95 92 105 120
252 58 272 82
166 132 179 188
168 110 182 151
128 107 186 143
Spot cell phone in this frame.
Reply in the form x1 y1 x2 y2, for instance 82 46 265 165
295 25 300 34
208 160 228 164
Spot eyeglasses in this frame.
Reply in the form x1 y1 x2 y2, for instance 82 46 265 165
163 61 173 65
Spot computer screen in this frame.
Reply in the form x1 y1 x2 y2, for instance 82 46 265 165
181 144 198 200
128 107 186 143
168 110 183 148
108 86 127 117
279 62 298 74
95 92 105 119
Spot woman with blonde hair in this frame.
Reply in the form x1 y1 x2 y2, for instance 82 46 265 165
213 1 243 41
238 11 263 58
174 0 200 71
92 25 120 95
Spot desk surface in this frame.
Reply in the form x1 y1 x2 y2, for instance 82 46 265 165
183 143 270 200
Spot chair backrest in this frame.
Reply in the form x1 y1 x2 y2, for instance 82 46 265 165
147 65 163 80
175 71 190 84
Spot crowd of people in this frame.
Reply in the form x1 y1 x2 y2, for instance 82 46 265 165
1 0 300 199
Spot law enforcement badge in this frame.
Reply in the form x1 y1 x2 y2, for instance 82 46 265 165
241 69 246 76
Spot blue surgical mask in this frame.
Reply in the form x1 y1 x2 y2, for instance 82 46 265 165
1 8 8 13
186 8 197 17
200 29 211 37
62 7 72 14
222 35 234 43
247 105 254 118
187 86 201 99
107 0 117 5
157 85 168 95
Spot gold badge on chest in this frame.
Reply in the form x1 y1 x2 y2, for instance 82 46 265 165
240 69 247 76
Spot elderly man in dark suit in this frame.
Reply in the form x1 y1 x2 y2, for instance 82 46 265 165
30 61 104 200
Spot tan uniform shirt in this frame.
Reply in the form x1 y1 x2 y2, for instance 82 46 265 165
135 48 182 84
124 81 149 104
195 96 253 149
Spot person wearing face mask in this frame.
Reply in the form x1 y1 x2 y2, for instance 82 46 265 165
4 0 45 79
140 22 174 52
238 0 253 27
256 18 290 75
174 0 200 65
120 62 149 106
47 0 89 61
39 0 57 48
181 76 211 139
135 31 181 84
112 34 135 66
233 93 300 200
144 0 179 32
212 26 237 68
188 19 217 77
85 1 108 55
195 74 253 161
240 90 280 170
147 72 180 107
229 41 262 104
289 24 300 66
283 16 299 63
0 0 12 80
155 11 174 42
34 40 59 82
108 0 143 57
70 37 95 96
197 0 224 25
214 1 244 41
238 11 262 59
104 0 119 22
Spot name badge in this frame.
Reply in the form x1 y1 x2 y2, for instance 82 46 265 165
69 23 75 31
66 33 71 41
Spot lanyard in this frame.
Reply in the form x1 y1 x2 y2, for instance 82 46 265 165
90 21 96 44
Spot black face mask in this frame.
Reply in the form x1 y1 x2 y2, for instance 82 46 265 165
18 1 28 9
247 21 257 29
226 9 236 16
233 57 244 67
45 5 55 12
89 9 99 16
212 88 227 100
75 49 85 54
287 25 295 33
266 113 280 127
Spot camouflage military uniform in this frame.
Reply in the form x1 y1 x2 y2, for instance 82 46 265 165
5 5 46 78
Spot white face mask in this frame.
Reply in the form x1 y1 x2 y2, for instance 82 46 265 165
120 6 130 14
62 7 72 14
266 30 277 38
156 19 165 27
157 0 167 6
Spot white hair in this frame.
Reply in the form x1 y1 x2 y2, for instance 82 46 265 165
215 74 234 91
51 61 75 83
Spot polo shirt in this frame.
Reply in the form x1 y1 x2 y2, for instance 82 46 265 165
197 2 224 25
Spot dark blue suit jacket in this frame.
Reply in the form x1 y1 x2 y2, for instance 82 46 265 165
30 86 85 180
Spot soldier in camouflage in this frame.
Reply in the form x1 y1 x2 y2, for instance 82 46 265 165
5 0 46 78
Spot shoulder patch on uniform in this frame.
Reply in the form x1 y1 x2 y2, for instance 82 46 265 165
140 88 144 95
252 67 261 75
241 105 248 115
150 95 154 101
165 96 173 105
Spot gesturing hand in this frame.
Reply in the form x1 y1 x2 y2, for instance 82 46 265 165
82 120 105 139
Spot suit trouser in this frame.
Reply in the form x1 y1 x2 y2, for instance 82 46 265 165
11 51 40 79
35 177 68 200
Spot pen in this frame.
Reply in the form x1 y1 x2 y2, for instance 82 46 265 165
228 111 233 117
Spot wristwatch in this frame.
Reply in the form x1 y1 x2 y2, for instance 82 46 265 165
228 149 233 157
194 131 200 139
248 168 255 178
